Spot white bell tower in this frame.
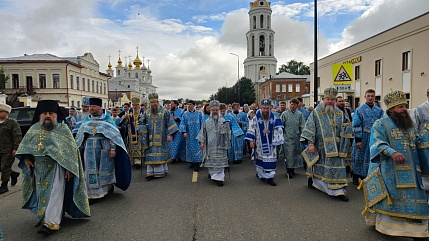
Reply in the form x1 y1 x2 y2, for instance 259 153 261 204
244 0 277 83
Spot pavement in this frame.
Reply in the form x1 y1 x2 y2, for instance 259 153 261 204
0 156 410 241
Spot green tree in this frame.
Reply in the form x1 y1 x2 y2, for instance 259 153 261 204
0 67 9 90
212 77 256 105
277 59 310 75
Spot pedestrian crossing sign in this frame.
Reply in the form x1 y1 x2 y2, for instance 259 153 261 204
332 64 353 85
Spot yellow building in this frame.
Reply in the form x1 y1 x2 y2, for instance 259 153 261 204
0 53 109 108
309 13 429 109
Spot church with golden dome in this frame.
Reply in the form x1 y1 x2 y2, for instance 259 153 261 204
107 47 157 105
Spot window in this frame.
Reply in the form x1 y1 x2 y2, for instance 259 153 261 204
288 84 293 93
402 51 411 71
71 100 75 107
259 35 265 56
103 83 106 94
135 73 138 78
276 84 280 92
317 77 320 88
39 74 46 89
252 36 255 57
53 74 60 88
260 14 264 28
267 15 270 29
375 59 382 76
295 83 300 93
282 84 286 92
82 78 85 91
70 75 74 89
92 80 94 92
355 65 360 80
128 85 130 88
12 74 19 89
77 101 80 107
117 70 120 76
253 16 256 29
0 73 5 89
96 82 99 93
87 79 90 91
76 77 80 90
128 73 131 77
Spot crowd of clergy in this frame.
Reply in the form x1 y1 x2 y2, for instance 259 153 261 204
2 86 429 240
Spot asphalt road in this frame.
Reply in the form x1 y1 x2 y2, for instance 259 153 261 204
0 157 410 241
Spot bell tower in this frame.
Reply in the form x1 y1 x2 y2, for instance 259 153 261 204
244 0 277 83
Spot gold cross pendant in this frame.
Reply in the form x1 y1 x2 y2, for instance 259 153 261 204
92 127 97 136
401 139 409 152
38 142 43 151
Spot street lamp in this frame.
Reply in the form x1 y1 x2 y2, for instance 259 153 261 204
229 53 240 104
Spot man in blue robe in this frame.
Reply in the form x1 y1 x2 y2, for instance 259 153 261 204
301 88 353 201
197 100 230 186
246 98 284 186
16 100 90 235
139 93 179 180
351 89 384 185
75 98 131 200
362 90 429 239
169 100 185 163
230 103 248 164
297 97 310 122
180 100 203 171
219 104 244 163
72 96 90 134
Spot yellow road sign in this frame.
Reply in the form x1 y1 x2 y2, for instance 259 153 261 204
332 64 353 85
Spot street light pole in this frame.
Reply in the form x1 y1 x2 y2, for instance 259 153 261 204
229 53 240 104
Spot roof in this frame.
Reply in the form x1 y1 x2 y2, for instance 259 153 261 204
0 53 83 67
109 82 140 93
272 72 309 79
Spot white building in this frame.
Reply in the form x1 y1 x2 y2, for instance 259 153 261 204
0 53 109 108
309 13 429 109
244 0 278 85
107 49 157 105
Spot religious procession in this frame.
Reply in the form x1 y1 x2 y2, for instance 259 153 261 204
2 87 429 240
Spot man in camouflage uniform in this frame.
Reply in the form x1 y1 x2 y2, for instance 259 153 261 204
0 103 22 194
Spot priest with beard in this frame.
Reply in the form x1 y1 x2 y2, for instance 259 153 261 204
245 98 284 186
301 87 353 201
15 100 90 236
361 90 429 239
139 93 178 180
197 100 231 186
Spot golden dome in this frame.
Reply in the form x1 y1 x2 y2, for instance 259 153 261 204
250 0 270 9
128 61 133 70
134 53 142 69
107 61 112 70
117 57 123 67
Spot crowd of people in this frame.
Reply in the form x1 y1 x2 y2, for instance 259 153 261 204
2 87 429 239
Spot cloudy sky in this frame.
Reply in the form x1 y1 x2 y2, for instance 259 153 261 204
0 0 427 100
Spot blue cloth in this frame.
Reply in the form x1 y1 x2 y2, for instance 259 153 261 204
301 105 349 189
222 113 244 161
352 103 384 177
169 108 186 159
179 110 203 163
230 111 248 160
202 113 210 124
139 105 179 164
299 107 310 122
365 116 429 219
16 122 90 225
75 111 131 191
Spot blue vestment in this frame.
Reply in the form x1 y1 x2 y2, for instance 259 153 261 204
362 116 429 220
301 105 352 190
179 110 203 163
299 107 310 122
138 106 179 165
16 123 90 226
75 111 131 192
245 110 284 178
169 108 186 159
222 113 244 161
352 103 384 177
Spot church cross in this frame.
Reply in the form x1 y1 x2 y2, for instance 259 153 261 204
118 49 121 57
391 129 403 139
401 139 409 153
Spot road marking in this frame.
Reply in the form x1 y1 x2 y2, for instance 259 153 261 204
192 172 198 182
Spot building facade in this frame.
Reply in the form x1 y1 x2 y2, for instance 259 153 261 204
0 53 109 108
259 72 310 103
244 0 278 98
309 13 429 109
107 49 156 105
